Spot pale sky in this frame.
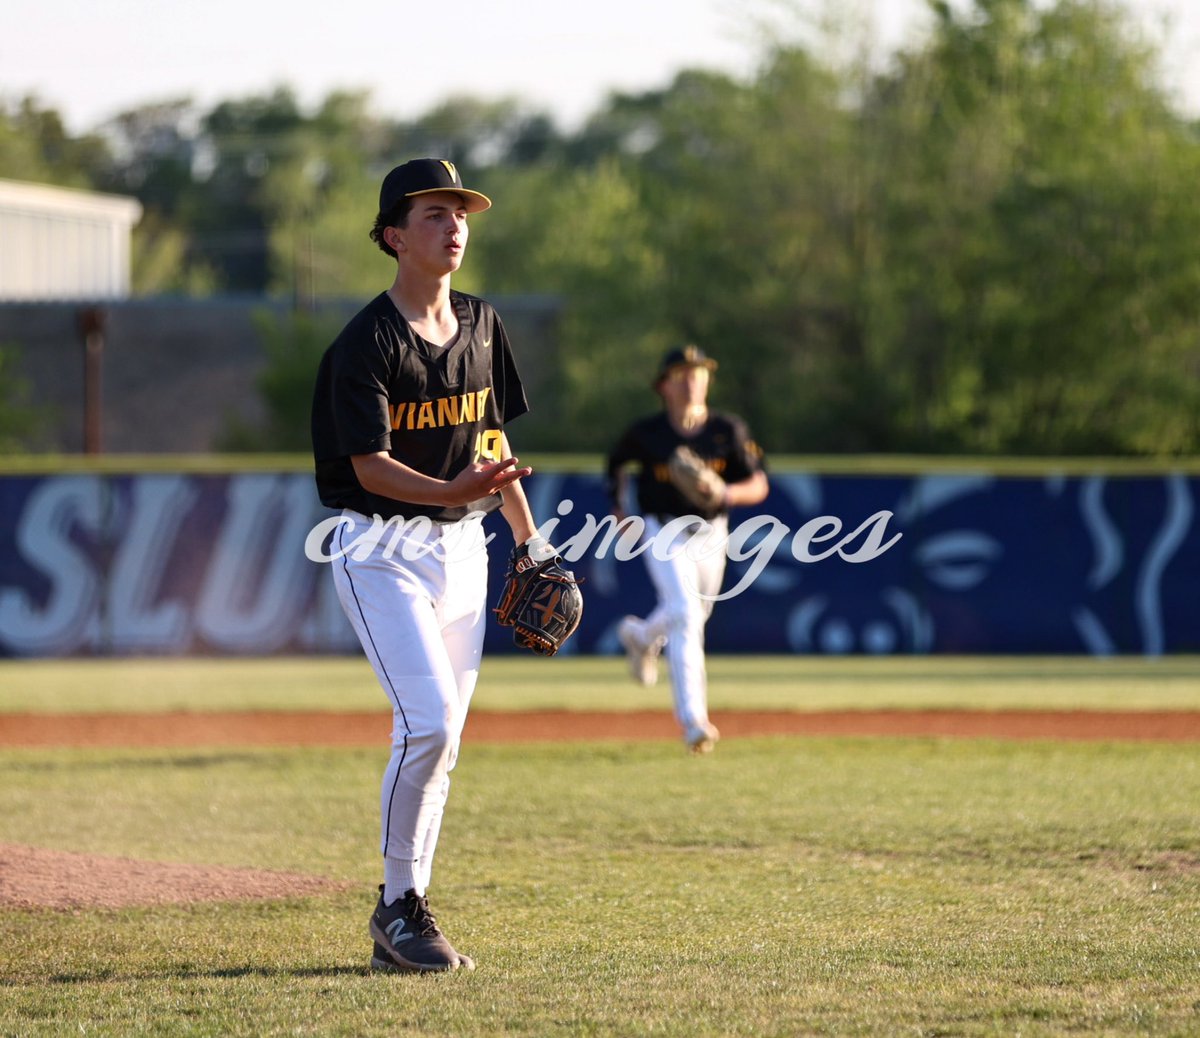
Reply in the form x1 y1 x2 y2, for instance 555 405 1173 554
2 0 1197 135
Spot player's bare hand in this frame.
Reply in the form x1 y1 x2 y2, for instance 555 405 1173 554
446 457 532 505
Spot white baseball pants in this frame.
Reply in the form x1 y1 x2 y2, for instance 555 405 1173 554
639 515 728 736
330 510 488 896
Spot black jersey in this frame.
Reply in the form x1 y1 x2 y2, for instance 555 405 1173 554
605 411 765 521
311 290 529 522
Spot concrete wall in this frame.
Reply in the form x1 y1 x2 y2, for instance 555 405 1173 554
0 295 561 453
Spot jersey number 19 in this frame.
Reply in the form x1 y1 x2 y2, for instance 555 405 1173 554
474 429 502 463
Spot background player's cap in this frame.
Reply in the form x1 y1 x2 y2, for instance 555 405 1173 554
655 344 718 386
378 158 492 214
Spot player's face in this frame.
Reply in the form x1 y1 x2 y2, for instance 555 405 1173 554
394 192 470 275
660 365 710 409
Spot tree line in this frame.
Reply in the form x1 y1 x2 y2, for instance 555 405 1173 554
3 0 1198 455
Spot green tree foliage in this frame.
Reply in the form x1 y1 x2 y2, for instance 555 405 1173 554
471 159 669 445
856 0 1200 454
476 0 1200 455
0 97 107 186
623 58 870 453
130 211 220 296
80 98 219 294
4 0 1198 455
256 92 384 303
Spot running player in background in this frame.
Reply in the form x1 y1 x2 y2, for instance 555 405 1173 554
311 158 542 972
605 346 770 753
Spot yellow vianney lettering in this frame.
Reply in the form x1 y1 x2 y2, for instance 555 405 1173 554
387 388 494 433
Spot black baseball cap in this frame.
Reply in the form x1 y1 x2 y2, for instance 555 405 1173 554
378 158 492 215
655 344 718 385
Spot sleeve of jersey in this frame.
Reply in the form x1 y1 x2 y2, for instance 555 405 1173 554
604 426 640 503
493 317 530 424
329 329 394 456
725 416 767 483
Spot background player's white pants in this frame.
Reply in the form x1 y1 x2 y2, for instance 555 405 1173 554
639 515 728 735
330 511 488 895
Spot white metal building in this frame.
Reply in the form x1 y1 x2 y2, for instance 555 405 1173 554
0 178 143 300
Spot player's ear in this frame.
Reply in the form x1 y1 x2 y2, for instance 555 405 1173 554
384 225 406 252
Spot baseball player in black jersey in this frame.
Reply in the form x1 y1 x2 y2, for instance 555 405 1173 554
311 158 545 972
605 345 769 753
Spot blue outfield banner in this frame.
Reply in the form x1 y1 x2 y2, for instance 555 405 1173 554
0 469 1196 657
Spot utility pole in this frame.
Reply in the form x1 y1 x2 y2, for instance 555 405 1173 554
79 306 106 454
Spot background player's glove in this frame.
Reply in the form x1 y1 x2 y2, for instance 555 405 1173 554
667 445 727 511
493 539 584 656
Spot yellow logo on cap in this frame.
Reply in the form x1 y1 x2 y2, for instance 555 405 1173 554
440 160 457 181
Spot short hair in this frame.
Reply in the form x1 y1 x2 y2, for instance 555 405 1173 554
369 197 415 258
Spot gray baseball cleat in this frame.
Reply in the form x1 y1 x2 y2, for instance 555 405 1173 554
369 886 475 972
685 721 720 754
617 615 661 686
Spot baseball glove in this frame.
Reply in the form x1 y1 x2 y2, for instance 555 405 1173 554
667 445 727 511
493 542 583 656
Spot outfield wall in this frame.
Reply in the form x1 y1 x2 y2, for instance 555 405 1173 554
0 464 1196 657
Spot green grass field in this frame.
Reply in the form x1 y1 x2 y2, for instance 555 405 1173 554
1 656 1198 1036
